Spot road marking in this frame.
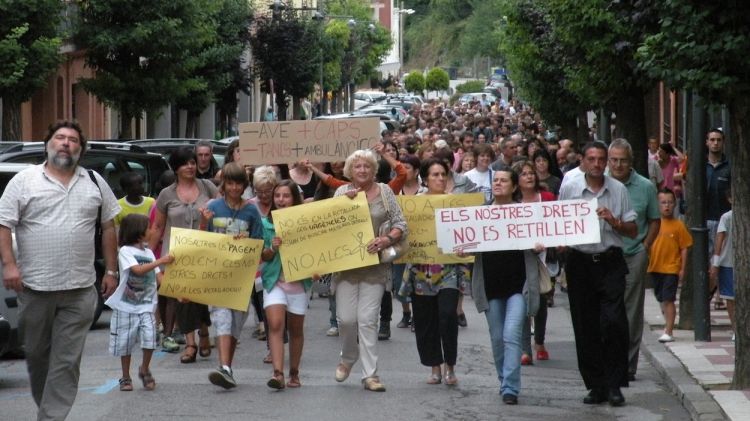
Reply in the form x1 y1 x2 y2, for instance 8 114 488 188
92 379 119 395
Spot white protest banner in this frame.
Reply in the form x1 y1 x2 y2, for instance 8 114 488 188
238 118 381 165
435 199 600 252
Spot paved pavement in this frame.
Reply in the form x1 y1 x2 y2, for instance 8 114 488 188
1 288 693 421
642 289 749 420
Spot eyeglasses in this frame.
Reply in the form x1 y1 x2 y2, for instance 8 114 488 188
256 189 273 196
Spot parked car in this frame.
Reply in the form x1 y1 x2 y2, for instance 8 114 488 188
352 104 408 122
355 90 388 104
313 113 397 133
125 138 227 169
457 92 497 106
0 163 33 357
0 142 170 198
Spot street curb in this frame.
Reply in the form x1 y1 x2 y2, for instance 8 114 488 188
640 324 728 421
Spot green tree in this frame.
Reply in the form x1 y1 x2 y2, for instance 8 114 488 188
455 80 486 94
214 0 253 137
425 67 449 95
0 0 62 141
497 0 586 140
75 0 210 138
175 0 252 137
637 0 750 389
403 71 425 95
250 8 319 120
544 0 659 172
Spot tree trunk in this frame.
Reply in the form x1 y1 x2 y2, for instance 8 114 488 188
292 97 301 120
729 98 750 389
613 88 649 177
322 88 328 116
1 100 22 141
576 111 589 147
275 94 287 122
559 115 578 144
260 93 268 121
185 110 198 138
120 111 133 139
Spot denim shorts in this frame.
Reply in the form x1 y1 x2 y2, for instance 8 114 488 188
718 266 734 300
651 272 678 303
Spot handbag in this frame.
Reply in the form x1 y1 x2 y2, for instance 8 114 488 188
538 256 553 294
377 184 408 263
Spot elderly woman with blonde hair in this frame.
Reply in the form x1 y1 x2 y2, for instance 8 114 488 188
332 149 408 392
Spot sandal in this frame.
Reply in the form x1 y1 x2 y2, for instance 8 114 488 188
119 377 133 392
426 373 442 385
199 332 211 358
267 370 285 390
287 369 301 388
444 370 458 386
138 366 156 391
180 345 197 364
263 353 273 364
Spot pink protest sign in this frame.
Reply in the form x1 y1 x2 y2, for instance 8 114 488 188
434 199 601 252
238 118 381 165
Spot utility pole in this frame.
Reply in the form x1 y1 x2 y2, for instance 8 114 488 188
688 91 710 341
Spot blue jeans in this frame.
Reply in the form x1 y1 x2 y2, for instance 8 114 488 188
485 294 526 396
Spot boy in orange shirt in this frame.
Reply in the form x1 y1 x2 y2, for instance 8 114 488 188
647 188 693 342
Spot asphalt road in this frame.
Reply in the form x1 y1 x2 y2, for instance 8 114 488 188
0 289 691 421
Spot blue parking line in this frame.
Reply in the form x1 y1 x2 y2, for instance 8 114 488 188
92 379 119 395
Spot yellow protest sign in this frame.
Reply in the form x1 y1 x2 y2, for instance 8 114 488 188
396 193 485 264
238 118 381 165
159 228 263 311
272 193 378 281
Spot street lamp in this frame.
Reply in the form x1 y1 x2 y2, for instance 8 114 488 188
395 3 415 80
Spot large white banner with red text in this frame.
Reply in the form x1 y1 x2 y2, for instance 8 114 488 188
435 199 601 253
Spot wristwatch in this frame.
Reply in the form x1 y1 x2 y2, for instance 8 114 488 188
105 270 118 278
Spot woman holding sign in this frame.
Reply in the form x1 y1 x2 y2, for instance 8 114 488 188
333 149 407 392
260 180 312 389
150 147 219 364
469 168 543 405
400 158 467 386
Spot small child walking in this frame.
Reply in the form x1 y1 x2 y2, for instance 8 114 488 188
647 188 693 343
106 214 174 391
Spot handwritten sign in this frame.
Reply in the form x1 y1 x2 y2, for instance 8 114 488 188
160 228 263 311
396 193 485 264
272 193 378 281
238 118 381 165
435 199 600 253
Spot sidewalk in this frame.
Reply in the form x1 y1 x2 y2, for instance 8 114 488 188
641 288 750 420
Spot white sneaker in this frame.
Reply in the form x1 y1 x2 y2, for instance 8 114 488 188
326 326 339 337
658 333 675 343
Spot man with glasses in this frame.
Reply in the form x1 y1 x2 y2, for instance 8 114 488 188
0 121 120 419
607 139 660 381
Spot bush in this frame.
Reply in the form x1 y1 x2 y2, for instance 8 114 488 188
403 71 425 94
455 80 486 94
425 67 449 92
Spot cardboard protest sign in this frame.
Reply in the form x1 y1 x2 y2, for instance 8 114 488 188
238 118 381 165
160 228 263 311
435 199 600 253
396 193 485 264
272 193 378 281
